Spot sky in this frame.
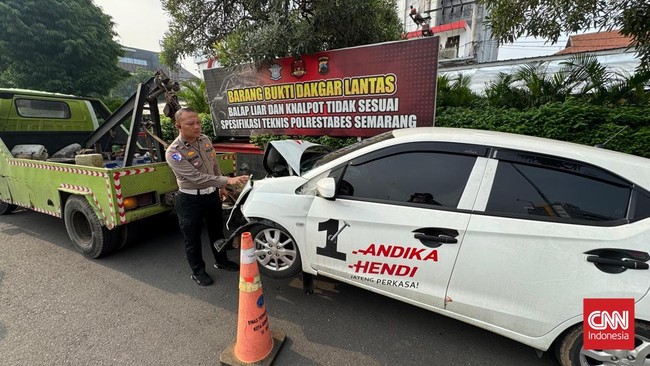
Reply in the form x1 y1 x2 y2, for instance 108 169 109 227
92 0 201 77
93 0 567 77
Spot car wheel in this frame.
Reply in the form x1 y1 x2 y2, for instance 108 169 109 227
0 201 17 215
558 321 650 366
249 224 302 279
64 196 121 258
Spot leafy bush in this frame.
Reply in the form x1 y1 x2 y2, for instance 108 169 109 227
250 134 357 151
436 100 650 158
160 112 215 142
165 100 650 160
160 116 176 142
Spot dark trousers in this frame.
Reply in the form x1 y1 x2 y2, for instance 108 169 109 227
175 191 229 274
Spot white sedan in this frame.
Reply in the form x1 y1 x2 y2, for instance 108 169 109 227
226 127 650 366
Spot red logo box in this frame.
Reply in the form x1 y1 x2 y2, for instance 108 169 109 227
583 298 634 350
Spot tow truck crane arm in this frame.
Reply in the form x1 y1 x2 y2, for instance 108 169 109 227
83 70 180 167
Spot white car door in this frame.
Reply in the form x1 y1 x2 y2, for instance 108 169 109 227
305 142 489 309
446 149 650 338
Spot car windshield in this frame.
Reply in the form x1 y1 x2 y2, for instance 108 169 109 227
300 146 333 174
312 131 395 169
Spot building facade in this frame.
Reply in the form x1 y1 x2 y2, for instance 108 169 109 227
399 0 499 64
118 46 195 82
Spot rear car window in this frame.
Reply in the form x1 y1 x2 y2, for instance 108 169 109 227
487 161 630 223
631 189 650 222
15 99 71 119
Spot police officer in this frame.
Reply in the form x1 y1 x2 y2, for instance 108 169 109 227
166 107 249 286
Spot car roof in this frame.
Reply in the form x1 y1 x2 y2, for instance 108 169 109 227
392 127 650 188
0 88 93 101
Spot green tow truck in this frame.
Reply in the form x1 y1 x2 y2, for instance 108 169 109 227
0 72 219 258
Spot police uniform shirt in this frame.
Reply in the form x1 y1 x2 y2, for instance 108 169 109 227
165 134 228 190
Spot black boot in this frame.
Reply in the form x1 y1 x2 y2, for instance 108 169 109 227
214 251 239 272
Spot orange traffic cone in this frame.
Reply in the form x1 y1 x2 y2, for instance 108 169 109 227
220 232 286 366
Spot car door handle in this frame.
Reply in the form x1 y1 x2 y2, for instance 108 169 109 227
584 248 650 273
413 233 458 248
586 256 649 270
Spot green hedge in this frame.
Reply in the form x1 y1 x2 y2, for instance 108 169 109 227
436 101 650 158
158 101 650 159
160 113 215 142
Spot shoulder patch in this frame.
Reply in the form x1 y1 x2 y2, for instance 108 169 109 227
171 152 182 161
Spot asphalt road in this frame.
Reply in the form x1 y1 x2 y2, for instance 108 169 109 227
0 209 560 366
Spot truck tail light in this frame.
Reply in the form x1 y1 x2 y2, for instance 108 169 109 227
123 192 156 211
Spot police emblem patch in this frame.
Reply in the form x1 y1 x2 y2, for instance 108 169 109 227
187 151 195 156
318 56 329 75
269 63 282 81
291 58 306 78
171 152 182 161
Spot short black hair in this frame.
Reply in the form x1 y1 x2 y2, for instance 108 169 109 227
175 107 197 122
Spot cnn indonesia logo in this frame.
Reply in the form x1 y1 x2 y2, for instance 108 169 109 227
583 298 635 350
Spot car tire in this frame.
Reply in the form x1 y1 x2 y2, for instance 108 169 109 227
557 321 650 366
248 223 302 279
64 195 121 258
0 201 17 215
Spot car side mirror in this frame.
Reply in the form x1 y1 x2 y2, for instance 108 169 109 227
316 177 336 199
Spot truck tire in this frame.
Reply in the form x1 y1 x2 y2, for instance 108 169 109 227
0 201 17 215
64 196 120 258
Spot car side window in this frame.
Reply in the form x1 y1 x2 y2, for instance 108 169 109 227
337 151 476 208
15 99 71 119
631 189 650 222
486 160 631 223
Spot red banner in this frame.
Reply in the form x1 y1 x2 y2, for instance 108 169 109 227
204 37 439 138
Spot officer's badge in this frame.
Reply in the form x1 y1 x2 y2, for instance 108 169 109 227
205 143 211 148
291 58 306 78
318 56 329 75
171 152 182 161
187 151 195 156
269 63 282 81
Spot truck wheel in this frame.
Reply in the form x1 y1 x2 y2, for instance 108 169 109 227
64 196 119 258
0 201 17 215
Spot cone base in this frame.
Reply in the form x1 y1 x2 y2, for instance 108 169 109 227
220 330 286 366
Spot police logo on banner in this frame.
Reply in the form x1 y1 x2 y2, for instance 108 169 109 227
291 58 306 78
318 56 329 75
269 63 282 81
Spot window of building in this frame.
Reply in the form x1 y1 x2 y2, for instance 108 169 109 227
118 57 148 66
15 99 71 119
445 36 460 49
337 150 476 208
486 160 631 223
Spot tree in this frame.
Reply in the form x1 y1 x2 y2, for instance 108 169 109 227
483 54 650 109
102 67 156 112
161 0 403 68
0 0 129 95
176 78 209 114
436 74 481 108
479 0 650 72
107 68 156 101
